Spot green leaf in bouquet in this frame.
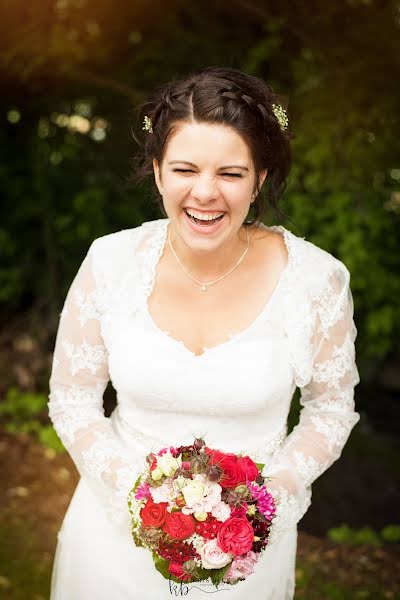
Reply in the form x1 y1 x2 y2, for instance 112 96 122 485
255 462 265 471
191 566 212 583
152 552 182 583
132 474 143 493
209 563 231 587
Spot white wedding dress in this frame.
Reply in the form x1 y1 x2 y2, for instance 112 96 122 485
48 218 360 600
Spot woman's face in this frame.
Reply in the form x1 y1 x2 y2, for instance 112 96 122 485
152 121 267 254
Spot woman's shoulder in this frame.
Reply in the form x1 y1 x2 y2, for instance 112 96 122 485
273 224 351 291
88 218 167 258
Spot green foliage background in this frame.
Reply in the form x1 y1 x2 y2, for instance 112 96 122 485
0 0 399 412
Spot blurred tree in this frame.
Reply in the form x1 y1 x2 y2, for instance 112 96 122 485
0 0 399 396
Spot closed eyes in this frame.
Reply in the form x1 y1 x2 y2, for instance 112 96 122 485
172 168 242 178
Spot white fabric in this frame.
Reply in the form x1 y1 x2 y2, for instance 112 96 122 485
48 218 360 599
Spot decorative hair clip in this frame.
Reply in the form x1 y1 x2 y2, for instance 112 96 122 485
272 104 289 131
142 115 153 133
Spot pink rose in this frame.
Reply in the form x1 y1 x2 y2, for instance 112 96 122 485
225 551 259 582
199 538 233 569
217 516 254 556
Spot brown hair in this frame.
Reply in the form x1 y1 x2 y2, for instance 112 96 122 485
132 66 294 225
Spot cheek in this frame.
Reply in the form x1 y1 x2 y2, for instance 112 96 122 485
164 178 190 201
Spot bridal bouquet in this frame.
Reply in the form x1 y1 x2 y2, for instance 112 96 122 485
127 437 276 586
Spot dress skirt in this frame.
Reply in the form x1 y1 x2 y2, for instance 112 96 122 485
50 477 298 600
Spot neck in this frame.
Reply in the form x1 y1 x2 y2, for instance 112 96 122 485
167 223 250 279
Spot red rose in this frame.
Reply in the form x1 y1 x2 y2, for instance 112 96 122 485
237 456 259 483
218 456 245 489
163 511 196 540
217 516 254 556
140 499 167 528
205 447 236 466
168 561 192 581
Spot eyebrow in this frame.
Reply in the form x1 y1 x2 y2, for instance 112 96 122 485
168 160 249 172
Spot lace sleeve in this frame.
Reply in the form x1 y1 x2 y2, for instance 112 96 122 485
264 262 360 540
47 242 138 530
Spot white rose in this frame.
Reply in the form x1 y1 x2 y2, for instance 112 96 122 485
156 452 182 477
182 479 206 507
199 539 233 570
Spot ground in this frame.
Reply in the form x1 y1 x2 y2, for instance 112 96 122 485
0 429 399 600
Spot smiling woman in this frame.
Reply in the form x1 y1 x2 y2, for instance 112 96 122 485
48 67 360 600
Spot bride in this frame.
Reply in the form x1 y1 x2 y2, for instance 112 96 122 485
48 66 360 599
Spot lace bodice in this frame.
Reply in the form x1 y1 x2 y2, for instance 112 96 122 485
48 218 360 541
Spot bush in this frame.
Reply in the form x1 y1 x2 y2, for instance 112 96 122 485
0 387 65 453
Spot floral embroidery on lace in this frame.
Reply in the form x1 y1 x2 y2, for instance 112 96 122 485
310 415 352 453
314 274 347 335
73 287 100 326
293 450 330 487
313 332 354 389
268 485 311 544
81 437 128 481
301 388 356 414
48 384 107 444
62 339 108 376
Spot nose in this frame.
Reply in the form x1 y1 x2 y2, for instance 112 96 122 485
191 173 218 203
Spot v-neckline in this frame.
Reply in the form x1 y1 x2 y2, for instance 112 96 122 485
143 219 292 359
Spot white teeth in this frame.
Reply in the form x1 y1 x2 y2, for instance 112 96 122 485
185 209 224 221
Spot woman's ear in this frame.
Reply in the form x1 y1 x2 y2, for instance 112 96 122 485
252 169 268 203
153 158 163 195
259 168 268 190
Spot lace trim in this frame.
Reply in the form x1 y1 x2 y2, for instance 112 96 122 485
112 408 288 464
241 426 288 462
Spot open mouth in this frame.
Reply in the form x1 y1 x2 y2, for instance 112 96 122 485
184 209 225 226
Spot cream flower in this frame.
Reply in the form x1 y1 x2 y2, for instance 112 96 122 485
182 479 206 507
199 539 233 570
194 512 208 521
156 452 182 477
151 467 163 481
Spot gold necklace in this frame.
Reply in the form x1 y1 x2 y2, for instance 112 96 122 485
168 226 250 291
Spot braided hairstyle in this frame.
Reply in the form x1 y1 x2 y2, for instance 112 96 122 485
132 66 293 225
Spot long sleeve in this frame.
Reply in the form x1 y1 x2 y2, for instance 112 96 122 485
264 261 360 539
48 242 138 530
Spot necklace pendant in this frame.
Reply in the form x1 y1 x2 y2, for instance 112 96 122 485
201 284 207 291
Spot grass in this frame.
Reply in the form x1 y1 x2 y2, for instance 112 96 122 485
0 515 52 600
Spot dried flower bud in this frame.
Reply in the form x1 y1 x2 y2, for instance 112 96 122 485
139 526 161 546
206 464 223 482
183 559 197 574
146 453 155 465
193 437 205 451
